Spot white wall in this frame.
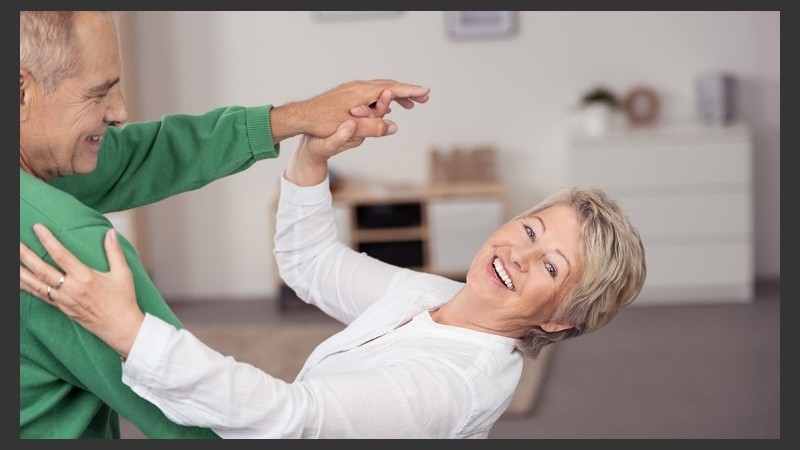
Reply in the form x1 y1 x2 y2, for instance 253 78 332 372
124 11 780 301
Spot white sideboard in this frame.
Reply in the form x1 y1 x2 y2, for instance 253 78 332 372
568 123 753 305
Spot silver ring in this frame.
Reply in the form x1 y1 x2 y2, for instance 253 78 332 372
56 275 65 289
46 285 52 298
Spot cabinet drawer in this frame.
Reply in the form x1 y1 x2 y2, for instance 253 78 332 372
616 191 752 241
572 141 750 191
428 198 504 273
636 241 753 305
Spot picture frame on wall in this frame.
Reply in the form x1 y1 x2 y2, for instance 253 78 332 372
313 11 402 21
445 11 517 40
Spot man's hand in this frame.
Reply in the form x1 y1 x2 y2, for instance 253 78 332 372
270 79 429 143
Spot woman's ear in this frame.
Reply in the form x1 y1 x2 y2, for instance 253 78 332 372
541 322 573 333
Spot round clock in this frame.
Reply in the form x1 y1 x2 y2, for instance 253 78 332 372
623 86 659 126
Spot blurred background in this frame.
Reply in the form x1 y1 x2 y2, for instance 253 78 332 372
109 11 779 438
113 11 779 301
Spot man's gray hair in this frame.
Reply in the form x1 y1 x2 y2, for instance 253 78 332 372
20 11 115 97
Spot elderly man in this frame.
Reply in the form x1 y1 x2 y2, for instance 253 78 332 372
20 11 429 438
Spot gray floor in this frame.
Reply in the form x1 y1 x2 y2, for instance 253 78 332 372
121 280 780 439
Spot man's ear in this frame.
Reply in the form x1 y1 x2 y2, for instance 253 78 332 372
540 322 573 333
20 69 31 121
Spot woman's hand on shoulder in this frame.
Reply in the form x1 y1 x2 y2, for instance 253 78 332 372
20 224 144 360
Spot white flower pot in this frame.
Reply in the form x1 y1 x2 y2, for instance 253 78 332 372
582 103 613 137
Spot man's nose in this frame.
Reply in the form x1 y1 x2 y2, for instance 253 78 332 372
105 89 129 125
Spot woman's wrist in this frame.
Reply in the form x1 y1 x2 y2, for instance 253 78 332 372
106 311 145 363
285 145 328 187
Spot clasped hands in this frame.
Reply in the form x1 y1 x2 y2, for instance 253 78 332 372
270 79 430 144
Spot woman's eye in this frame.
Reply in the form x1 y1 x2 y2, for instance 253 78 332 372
524 225 535 240
545 262 557 278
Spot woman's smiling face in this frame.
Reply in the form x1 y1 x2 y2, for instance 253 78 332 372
465 204 585 330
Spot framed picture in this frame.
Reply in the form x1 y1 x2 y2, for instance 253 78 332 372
445 11 517 40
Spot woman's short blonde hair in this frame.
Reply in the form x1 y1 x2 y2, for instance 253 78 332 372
516 187 646 358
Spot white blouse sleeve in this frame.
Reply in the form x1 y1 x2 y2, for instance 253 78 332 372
273 174 402 324
122 313 473 438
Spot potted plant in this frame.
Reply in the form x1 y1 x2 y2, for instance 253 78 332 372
579 86 619 136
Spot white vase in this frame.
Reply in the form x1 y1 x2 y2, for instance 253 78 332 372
582 103 613 136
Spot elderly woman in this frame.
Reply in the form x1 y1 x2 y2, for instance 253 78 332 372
19 121 646 438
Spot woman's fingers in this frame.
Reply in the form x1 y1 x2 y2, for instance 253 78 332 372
31 224 86 280
350 104 372 117
19 240 65 292
325 121 358 153
104 229 130 276
339 137 366 152
20 264 53 304
352 118 397 138
20 226 132 315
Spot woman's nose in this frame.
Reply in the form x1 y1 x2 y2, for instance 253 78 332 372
510 246 535 272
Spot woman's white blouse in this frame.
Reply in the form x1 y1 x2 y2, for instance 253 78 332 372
121 174 523 438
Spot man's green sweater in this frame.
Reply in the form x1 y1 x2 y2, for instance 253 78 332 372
20 105 278 438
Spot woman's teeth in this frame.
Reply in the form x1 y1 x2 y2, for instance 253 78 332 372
493 257 515 291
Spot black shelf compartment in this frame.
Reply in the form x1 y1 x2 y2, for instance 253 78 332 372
355 203 422 229
358 240 424 268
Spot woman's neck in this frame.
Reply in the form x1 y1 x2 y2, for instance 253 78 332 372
430 288 528 339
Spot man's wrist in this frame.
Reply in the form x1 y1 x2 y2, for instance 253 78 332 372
270 101 306 144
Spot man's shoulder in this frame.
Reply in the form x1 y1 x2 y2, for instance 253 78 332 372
21 171 103 220
20 170 109 239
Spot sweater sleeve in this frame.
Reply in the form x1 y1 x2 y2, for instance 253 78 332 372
49 105 278 213
20 218 220 439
